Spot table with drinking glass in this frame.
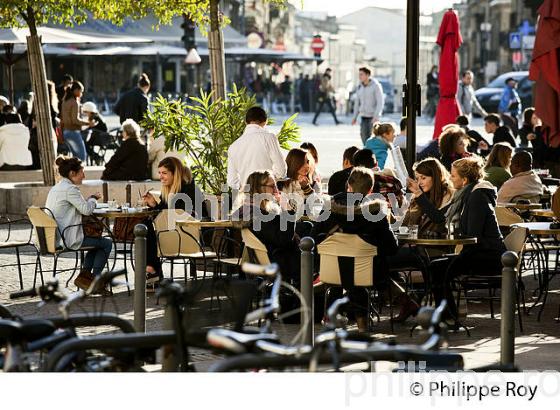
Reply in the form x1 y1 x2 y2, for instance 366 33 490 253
512 222 560 320
497 202 542 211
93 206 159 270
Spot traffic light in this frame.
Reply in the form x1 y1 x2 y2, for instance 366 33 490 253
181 15 196 51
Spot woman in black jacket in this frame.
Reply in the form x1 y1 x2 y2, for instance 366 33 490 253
232 170 301 282
432 156 505 319
142 157 205 285
101 119 148 181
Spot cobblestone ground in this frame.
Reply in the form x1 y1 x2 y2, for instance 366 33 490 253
2 222 560 371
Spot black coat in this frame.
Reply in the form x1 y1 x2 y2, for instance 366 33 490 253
493 126 516 147
101 138 148 181
311 193 398 257
113 87 149 124
328 167 353 196
457 183 505 253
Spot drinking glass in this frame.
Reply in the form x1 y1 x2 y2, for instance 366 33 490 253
409 225 419 239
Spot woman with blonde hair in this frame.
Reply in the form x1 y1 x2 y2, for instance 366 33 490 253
484 142 513 189
142 157 203 285
364 122 396 169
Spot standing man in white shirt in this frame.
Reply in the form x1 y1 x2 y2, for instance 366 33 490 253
227 106 287 191
352 67 384 145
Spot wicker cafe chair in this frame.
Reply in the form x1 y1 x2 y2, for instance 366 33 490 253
153 209 217 281
0 216 42 289
317 232 381 331
240 228 271 265
454 227 528 332
26 207 98 287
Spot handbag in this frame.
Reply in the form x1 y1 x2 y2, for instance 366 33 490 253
82 216 104 238
112 216 146 242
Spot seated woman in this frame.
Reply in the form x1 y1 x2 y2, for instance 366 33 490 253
232 170 301 283
432 156 505 319
300 141 322 187
101 119 148 181
142 157 204 285
439 125 472 171
364 122 396 169
279 148 321 213
484 142 513 190
45 157 112 291
388 158 454 322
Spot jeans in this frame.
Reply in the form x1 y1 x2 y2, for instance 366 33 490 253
63 130 87 161
81 236 112 275
360 117 373 145
312 96 339 125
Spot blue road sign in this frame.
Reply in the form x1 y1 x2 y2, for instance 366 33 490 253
509 32 521 50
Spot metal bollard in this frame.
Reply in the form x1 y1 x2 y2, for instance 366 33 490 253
500 251 518 367
300 236 315 346
133 224 147 333
161 302 179 372
102 182 108 203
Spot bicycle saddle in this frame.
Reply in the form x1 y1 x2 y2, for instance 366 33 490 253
207 328 279 354
0 319 56 344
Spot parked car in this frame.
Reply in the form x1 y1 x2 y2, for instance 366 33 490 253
473 71 533 116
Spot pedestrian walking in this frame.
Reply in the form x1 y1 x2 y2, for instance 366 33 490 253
457 70 487 119
312 68 341 126
113 73 151 124
424 65 439 120
60 81 93 161
351 66 384 144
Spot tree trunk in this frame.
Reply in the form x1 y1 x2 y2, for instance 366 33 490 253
26 35 56 186
25 7 56 186
208 0 226 102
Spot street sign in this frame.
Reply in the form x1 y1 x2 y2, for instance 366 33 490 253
522 35 535 50
311 35 325 57
509 32 521 50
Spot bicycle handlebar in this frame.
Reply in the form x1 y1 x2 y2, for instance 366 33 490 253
241 262 279 277
244 271 282 323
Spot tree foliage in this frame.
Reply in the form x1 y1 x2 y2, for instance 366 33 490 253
0 0 290 30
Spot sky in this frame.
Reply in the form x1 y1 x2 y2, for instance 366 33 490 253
291 0 459 16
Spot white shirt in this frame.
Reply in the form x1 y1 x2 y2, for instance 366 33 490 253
227 124 287 190
45 178 97 249
0 123 32 167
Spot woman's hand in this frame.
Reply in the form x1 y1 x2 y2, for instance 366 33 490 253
406 178 422 198
89 192 101 200
298 174 310 188
478 140 489 151
527 133 536 141
142 192 157 208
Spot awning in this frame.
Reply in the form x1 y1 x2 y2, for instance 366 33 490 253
0 27 151 44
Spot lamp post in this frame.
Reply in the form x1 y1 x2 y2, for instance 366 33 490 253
182 14 201 96
480 22 492 85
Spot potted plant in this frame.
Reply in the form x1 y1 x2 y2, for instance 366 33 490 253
142 86 300 215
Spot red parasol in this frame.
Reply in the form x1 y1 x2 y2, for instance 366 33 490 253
529 0 560 147
432 9 463 139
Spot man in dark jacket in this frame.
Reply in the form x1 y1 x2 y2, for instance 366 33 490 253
113 73 150 124
312 167 398 330
327 146 359 196
484 113 516 147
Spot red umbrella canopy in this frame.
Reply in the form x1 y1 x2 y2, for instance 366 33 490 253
432 9 463 139
529 0 560 147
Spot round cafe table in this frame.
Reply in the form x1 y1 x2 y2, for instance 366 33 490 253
497 202 542 211
397 234 477 247
93 209 158 219
176 219 234 229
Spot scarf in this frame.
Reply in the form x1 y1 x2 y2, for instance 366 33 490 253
444 183 475 232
